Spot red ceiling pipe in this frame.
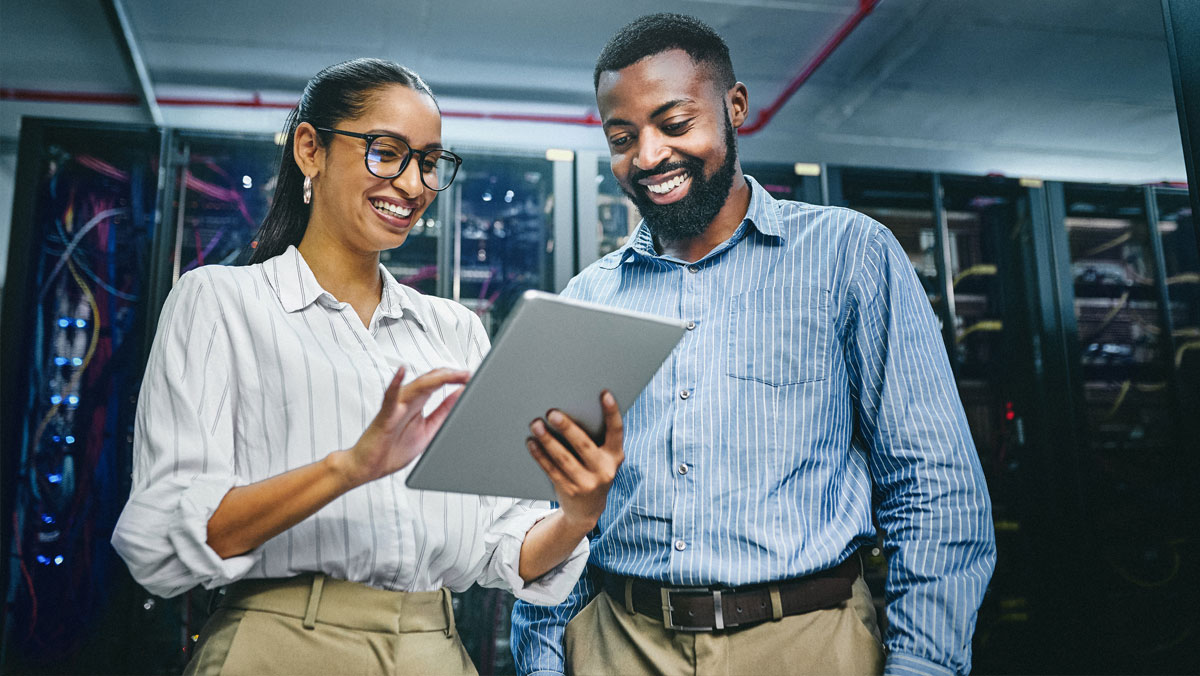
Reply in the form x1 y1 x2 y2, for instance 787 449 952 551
1 1 875 134
738 0 880 135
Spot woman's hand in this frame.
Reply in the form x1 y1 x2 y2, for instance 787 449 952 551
527 391 625 531
336 366 469 488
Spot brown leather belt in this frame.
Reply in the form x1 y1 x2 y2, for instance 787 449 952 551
600 554 859 632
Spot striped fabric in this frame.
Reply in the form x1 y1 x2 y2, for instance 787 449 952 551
111 245 587 605
512 177 995 676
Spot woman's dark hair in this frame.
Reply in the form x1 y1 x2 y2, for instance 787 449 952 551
593 13 735 92
248 58 436 264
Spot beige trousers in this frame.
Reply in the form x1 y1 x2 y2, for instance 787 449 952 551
564 576 885 676
184 574 477 676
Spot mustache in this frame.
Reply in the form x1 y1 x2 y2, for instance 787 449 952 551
629 158 703 185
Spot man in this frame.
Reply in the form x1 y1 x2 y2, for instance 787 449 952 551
513 13 995 676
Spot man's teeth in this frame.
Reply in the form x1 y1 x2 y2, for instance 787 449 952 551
647 173 689 195
371 200 413 218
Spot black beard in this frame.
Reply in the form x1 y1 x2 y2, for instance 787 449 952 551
623 113 739 244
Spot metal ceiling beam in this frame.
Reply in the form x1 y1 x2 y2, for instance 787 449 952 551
101 0 163 126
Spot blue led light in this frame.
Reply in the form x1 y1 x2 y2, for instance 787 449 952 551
50 394 63 405
57 318 70 328
41 514 55 524
75 318 87 328
72 357 83 366
47 473 62 484
53 555 64 565
65 435 75 444
36 555 50 565
54 357 68 366
67 395 79 406
51 435 61 443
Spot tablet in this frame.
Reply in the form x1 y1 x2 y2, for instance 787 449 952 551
405 290 687 501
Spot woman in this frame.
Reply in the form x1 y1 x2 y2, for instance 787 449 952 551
111 59 622 675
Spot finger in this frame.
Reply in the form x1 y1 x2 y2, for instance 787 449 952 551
545 410 604 471
599 390 624 454
378 366 408 424
398 368 470 405
530 418 587 483
422 385 464 431
528 438 572 490
392 369 470 427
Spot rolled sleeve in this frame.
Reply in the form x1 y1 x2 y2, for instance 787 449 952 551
111 269 254 597
113 473 258 597
479 499 589 605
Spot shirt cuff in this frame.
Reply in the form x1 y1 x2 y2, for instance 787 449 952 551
885 651 957 676
485 505 590 605
524 671 565 676
168 474 259 589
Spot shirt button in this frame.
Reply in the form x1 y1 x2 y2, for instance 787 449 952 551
687 265 699 274
679 389 691 400
686 321 696 331
677 463 689 475
674 540 687 551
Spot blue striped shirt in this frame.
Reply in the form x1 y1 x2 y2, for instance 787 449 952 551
511 176 995 676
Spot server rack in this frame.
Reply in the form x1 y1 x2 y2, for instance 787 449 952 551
0 118 178 673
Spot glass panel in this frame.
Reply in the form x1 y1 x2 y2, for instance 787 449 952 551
454 153 555 334
173 134 278 273
1062 184 1169 450
1155 189 1199 389
596 159 640 258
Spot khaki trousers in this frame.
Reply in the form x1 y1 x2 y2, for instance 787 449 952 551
184 574 476 676
564 576 884 676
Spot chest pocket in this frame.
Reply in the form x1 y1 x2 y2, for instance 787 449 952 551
726 286 832 386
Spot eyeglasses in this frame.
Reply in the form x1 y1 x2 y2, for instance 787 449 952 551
316 127 463 191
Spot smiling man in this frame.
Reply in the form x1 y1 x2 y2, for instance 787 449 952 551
512 13 995 676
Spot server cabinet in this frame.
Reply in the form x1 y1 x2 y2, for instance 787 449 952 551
1039 182 1199 673
0 119 176 673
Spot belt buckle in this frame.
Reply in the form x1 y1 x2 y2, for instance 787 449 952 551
660 586 724 631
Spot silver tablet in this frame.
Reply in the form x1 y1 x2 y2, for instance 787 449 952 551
405 290 687 501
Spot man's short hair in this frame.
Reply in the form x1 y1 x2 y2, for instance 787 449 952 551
593 13 736 92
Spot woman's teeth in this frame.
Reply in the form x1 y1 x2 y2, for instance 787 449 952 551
371 200 412 218
647 173 689 195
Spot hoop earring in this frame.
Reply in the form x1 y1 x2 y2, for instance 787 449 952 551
303 176 313 205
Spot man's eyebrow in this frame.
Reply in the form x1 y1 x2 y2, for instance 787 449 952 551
602 117 633 131
650 99 693 119
602 99 696 131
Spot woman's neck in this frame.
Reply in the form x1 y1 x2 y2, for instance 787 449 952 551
296 225 382 313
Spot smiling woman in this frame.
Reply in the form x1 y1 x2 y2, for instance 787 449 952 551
110 58 624 676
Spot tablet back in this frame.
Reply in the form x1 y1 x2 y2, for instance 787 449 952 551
405 290 687 500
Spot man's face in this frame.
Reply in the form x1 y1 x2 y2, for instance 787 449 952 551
596 49 745 242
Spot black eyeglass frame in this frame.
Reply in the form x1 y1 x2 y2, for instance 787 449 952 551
315 126 463 191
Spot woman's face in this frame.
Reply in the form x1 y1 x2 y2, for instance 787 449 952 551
308 84 443 253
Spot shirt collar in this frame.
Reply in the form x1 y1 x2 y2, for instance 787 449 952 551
604 174 783 268
263 245 420 325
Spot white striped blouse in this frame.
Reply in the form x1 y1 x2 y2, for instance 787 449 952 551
512 177 995 676
111 245 587 604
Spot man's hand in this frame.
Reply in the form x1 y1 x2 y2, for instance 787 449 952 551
527 391 625 531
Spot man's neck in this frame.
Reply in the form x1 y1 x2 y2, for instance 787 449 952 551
654 174 752 263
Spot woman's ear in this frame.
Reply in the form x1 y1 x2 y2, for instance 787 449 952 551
293 122 323 178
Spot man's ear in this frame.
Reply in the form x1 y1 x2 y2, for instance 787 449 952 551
728 82 749 129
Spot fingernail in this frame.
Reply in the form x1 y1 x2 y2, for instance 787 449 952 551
603 391 616 406
531 420 545 435
548 411 564 425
